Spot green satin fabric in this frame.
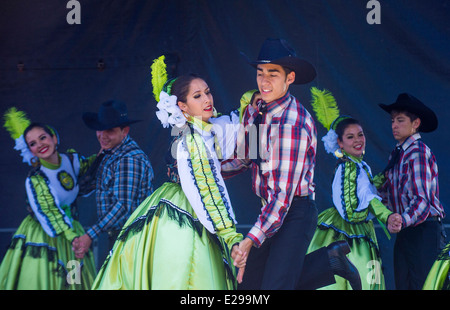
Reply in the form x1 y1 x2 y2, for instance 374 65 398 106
67 149 97 176
0 215 96 290
186 132 233 231
340 156 392 236
30 150 97 242
423 242 450 290
308 208 386 290
29 172 78 241
368 199 391 225
185 132 242 249
239 89 258 122
369 198 393 240
92 182 236 290
341 160 369 222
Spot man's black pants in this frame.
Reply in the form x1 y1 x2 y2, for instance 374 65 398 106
394 218 446 290
238 197 335 290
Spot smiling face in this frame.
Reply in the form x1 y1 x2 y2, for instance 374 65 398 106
177 78 214 122
96 126 129 150
256 63 295 103
337 123 366 158
25 126 59 163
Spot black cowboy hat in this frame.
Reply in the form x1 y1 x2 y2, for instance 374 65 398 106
82 100 141 131
241 38 316 85
379 93 438 133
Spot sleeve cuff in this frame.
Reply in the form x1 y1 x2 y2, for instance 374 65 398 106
247 226 266 248
63 229 78 242
86 227 98 240
373 173 386 189
369 198 392 224
401 214 409 228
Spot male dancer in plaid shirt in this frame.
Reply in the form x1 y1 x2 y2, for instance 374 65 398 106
74 100 154 259
224 38 361 290
377 93 446 289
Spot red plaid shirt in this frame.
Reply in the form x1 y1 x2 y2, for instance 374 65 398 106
378 133 445 227
222 92 317 247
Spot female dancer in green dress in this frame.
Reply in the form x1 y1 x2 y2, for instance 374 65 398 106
92 59 245 289
306 89 402 290
423 242 450 290
0 109 97 289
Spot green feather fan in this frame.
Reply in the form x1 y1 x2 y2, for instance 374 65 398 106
151 55 168 102
3 107 31 140
310 87 340 131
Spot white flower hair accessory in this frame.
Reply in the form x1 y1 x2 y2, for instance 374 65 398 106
14 135 34 165
155 91 186 128
151 55 187 129
321 129 339 155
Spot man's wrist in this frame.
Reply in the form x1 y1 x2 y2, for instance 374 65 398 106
86 227 97 240
247 226 265 248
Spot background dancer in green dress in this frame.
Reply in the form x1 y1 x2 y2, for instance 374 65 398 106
0 108 97 289
423 241 450 290
306 89 402 290
92 56 245 290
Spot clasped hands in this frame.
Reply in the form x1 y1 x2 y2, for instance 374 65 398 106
72 234 92 259
387 213 402 234
231 237 254 284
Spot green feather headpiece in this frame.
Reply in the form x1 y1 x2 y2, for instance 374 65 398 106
3 107 35 166
151 55 168 102
3 107 31 140
310 87 340 131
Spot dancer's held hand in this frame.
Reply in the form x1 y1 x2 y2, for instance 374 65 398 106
387 213 402 233
231 238 254 283
231 244 247 268
72 237 84 259
72 234 92 259
236 267 245 284
231 245 247 284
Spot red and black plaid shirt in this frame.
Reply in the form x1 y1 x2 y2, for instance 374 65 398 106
222 92 317 247
378 133 445 227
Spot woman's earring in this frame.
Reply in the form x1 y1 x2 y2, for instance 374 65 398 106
182 111 191 121
334 149 344 158
30 156 40 168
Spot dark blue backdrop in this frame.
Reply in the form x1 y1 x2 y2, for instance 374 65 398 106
1 0 449 290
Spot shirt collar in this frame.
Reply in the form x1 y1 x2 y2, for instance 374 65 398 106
40 153 62 170
264 91 291 115
343 151 363 163
398 133 421 151
107 135 130 155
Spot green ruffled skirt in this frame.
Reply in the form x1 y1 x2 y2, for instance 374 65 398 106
92 182 236 290
0 215 97 290
423 242 450 290
307 207 385 290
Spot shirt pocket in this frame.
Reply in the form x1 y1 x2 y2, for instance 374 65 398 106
99 170 114 190
398 161 410 193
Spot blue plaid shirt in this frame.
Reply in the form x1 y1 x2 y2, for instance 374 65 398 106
86 135 154 239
